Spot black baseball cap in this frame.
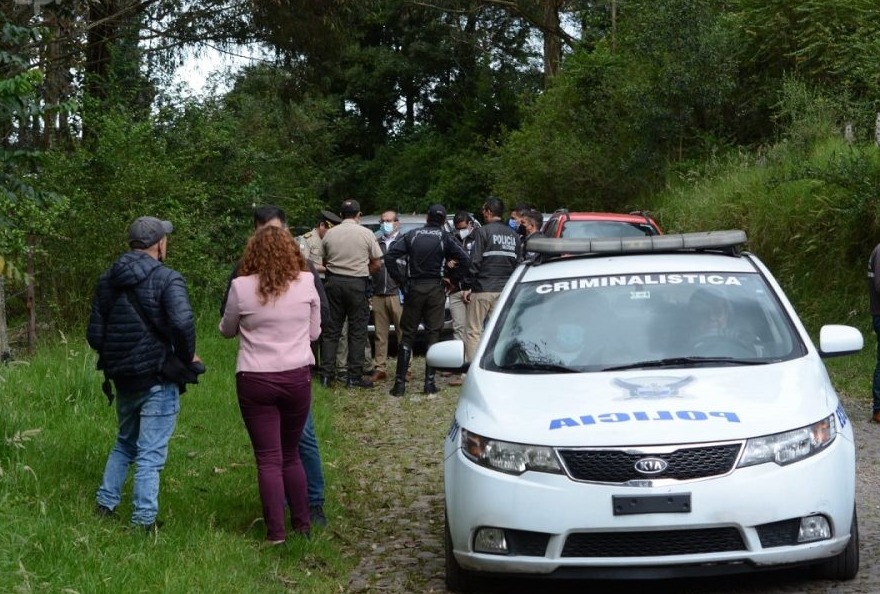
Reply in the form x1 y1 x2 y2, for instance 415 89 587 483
427 204 447 224
340 199 361 216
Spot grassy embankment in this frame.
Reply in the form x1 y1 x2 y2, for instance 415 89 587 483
1 136 879 592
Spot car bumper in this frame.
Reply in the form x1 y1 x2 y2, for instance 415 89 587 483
444 438 855 578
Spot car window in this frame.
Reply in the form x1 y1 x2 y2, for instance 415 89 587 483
561 220 659 238
483 271 803 373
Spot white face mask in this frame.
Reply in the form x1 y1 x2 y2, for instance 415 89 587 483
458 228 471 240
381 222 395 235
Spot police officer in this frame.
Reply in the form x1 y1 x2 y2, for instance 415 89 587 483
320 199 382 388
296 209 343 375
298 210 342 278
519 209 545 263
462 197 522 362
385 204 470 396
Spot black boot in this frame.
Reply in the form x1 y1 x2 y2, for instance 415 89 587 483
423 364 438 394
390 346 412 397
346 375 374 389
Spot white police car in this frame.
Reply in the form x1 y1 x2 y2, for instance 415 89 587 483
427 231 862 592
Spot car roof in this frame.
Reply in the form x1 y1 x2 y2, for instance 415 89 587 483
551 211 658 224
361 213 454 235
360 213 428 225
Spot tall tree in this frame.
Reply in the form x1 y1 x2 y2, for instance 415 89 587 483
0 15 69 353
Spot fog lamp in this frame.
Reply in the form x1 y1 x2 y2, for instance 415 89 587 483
474 527 508 554
798 515 832 543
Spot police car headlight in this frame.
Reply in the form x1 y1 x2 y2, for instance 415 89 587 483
738 416 836 468
461 429 563 475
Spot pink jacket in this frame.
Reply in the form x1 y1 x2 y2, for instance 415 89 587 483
219 272 321 373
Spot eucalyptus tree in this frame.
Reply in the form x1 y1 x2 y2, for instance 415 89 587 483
0 15 69 353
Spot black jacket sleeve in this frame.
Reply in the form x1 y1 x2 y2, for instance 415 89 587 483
444 231 471 272
384 232 410 286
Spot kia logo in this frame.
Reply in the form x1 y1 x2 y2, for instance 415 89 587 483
634 457 668 474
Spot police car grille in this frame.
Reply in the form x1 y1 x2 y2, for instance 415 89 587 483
558 444 741 483
561 528 746 557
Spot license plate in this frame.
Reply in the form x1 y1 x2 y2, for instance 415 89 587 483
612 494 691 515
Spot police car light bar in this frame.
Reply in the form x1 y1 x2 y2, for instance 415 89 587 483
528 230 747 256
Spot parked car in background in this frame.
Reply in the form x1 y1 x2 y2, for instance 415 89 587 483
361 212 453 235
542 209 662 239
429 230 861 592
361 213 474 352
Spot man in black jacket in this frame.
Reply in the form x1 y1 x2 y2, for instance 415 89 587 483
519 209 545 262
385 204 470 396
87 216 198 532
461 198 522 362
369 209 404 383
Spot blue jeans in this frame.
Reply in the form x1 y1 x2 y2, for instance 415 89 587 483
300 410 325 507
96 382 180 526
873 315 880 412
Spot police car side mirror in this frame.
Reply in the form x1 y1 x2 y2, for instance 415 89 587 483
818 324 863 358
427 340 468 372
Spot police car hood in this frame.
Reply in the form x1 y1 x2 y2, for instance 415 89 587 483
461 358 838 447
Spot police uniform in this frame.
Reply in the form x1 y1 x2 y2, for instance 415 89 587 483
462 214 522 362
302 230 324 274
319 200 382 388
297 210 342 279
384 204 470 396
295 210 342 374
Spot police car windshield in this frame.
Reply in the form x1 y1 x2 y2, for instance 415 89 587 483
484 271 804 373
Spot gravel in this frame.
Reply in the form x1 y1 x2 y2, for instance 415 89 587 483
335 361 880 594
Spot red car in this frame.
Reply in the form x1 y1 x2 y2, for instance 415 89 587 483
542 209 662 239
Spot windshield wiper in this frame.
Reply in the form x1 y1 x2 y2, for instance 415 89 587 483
497 362 579 373
603 357 767 371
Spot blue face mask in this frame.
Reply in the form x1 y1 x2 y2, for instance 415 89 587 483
508 218 518 230
381 222 395 235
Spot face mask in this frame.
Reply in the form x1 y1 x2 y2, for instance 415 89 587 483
458 228 471 240
508 218 518 230
517 224 527 236
381 222 394 235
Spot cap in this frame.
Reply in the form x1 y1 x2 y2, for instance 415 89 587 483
128 216 173 249
340 199 361 216
320 209 343 225
427 204 447 224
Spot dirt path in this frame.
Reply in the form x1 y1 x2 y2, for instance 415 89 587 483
335 360 880 594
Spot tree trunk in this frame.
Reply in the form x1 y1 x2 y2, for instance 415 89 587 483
0 276 8 362
84 0 117 139
542 0 563 85
26 236 36 353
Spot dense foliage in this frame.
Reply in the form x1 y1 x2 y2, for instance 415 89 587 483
2 0 880 337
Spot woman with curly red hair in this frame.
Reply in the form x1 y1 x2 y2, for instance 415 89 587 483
219 225 321 544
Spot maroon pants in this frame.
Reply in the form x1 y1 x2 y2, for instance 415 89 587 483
236 366 312 541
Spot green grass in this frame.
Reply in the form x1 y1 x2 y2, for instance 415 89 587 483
0 312 355 593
